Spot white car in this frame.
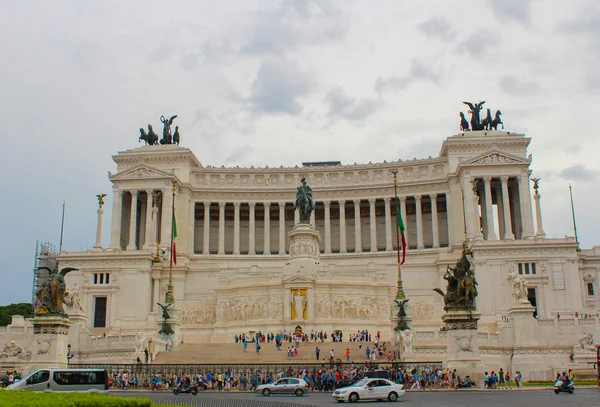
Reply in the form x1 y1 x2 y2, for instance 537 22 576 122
333 378 405 403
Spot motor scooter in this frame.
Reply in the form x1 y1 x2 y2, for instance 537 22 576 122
173 382 199 395
553 379 574 394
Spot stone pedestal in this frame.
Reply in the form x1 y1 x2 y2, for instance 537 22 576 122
508 301 537 346
28 316 72 372
442 310 485 383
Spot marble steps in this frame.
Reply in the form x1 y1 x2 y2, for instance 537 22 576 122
154 342 376 364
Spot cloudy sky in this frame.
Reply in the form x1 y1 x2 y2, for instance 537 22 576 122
1 0 599 304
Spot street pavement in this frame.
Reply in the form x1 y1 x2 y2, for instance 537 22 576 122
113 388 599 407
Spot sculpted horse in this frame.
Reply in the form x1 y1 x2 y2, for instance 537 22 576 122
172 126 180 145
459 112 470 131
481 108 493 130
491 110 503 130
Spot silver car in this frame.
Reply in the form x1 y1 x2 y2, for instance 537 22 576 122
256 377 309 397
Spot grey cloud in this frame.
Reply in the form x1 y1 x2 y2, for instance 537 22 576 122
457 29 499 58
559 164 599 181
374 76 413 95
240 1 346 55
498 74 540 95
409 59 442 85
566 145 581 156
488 0 533 25
418 17 456 41
562 9 600 35
248 59 313 115
326 87 381 121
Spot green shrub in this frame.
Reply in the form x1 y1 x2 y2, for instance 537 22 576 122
0 391 152 407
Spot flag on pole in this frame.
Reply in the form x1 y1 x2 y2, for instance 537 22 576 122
396 198 407 264
172 215 178 265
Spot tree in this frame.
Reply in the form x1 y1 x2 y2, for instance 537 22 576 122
0 303 33 326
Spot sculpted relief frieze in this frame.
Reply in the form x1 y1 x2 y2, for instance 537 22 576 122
289 238 320 258
315 294 389 321
179 300 217 325
215 295 284 324
408 300 434 321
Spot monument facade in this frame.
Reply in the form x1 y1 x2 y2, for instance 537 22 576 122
1 127 599 380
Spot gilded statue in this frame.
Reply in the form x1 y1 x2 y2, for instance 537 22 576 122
34 266 78 316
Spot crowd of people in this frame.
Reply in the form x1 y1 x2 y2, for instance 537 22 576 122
1 371 22 388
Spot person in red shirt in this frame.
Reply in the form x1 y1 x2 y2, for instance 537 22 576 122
345 348 350 362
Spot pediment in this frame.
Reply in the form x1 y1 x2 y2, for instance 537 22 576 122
109 165 174 181
462 151 531 166
282 274 316 283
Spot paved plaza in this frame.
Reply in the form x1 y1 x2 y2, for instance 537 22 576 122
114 388 599 407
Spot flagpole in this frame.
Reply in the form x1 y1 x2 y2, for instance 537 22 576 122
568 183 579 247
59 202 66 254
165 180 176 304
391 170 405 300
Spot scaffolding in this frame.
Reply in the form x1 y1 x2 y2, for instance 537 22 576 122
32 241 58 313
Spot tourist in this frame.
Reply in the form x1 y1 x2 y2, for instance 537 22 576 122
255 341 261 354
410 369 421 390
484 372 489 389
345 348 350 362
499 368 504 387
330 348 335 359
294 347 299 357
242 338 248 352
365 346 371 360
315 346 320 360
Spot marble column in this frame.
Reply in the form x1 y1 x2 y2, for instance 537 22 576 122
483 177 497 240
518 174 535 238
310 205 316 227
263 202 271 255
218 202 225 255
324 200 332 254
445 192 454 246
152 277 159 312
161 188 172 247
500 177 514 240
495 186 505 239
143 190 153 249
369 198 377 252
203 202 211 254
415 196 424 249
430 193 440 248
339 200 347 254
127 191 139 250
278 202 286 255
294 207 300 225
384 197 393 251
533 188 546 237
233 202 241 255
109 190 123 249
248 202 256 255
353 199 362 253
94 205 104 249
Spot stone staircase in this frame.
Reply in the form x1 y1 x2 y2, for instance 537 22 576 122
154 341 384 364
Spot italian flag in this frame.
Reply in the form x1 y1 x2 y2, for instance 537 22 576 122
396 197 407 264
172 214 178 265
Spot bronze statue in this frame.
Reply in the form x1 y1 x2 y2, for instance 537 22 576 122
172 126 180 145
294 177 315 223
160 115 177 144
491 110 503 130
433 244 478 310
147 125 159 145
481 108 492 130
34 267 78 316
463 101 486 131
531 177 541 193
156 302 172 321
459 112 470 131
394 298 409 318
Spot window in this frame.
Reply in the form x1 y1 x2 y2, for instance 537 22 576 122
79 371 105 385
527 288 538 318
27 370 49 385
518 263 537 275
53 371 79 385
93 297 107 328
588 282 595 296
93 273 111 285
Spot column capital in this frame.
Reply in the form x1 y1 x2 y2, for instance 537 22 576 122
278 201 286 208
483 176 493 183
248 202 256 208
203 201 211 207
383 197 391 203
339 199 346 205
145 189 153 195
233 202 241 208
263 202 271 208
130 190 139 197
500 175 510 183
399 196 406 203
429 193 438 200
218 202 226 208
368 198 376 204
414 195 422 202
323 200 331 206
353 199 361 205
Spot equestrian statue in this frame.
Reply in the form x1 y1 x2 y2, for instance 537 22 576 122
294 177 315 224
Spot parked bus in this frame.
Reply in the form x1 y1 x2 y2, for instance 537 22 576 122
7 368 108 392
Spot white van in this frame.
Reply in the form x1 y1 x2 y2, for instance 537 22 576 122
7 368 108 392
